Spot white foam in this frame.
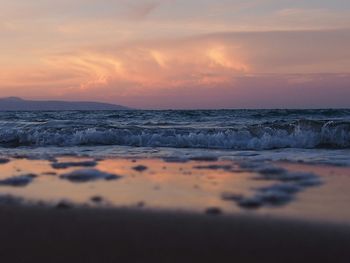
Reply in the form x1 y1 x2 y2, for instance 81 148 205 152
0 121 349 150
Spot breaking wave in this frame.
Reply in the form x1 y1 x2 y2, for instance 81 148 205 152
0 119 349 150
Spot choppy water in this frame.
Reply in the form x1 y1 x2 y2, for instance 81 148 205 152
0 110 349 219
0 109 349 165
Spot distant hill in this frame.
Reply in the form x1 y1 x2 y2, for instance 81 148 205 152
0 97 129 111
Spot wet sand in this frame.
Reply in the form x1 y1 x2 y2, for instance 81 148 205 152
0 157 340 217
0 157 350 262
0 205 349 263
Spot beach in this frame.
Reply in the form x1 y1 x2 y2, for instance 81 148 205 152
0 110 349 262
0 204 349 263
2 0 350 261
0 155 349 262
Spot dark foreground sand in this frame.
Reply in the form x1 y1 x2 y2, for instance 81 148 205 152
0 205 349 263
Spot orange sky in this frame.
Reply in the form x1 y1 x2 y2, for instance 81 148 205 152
1 0 350 108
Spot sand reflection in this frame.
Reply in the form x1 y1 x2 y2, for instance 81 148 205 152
0 157 348 224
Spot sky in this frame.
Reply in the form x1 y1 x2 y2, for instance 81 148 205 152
0 0 350 109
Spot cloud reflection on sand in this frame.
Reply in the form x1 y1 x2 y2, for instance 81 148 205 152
0 156 348 224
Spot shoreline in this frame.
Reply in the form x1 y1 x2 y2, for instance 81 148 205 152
1 205 350 263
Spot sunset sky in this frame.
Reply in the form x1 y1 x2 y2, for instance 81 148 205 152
1 0 350 109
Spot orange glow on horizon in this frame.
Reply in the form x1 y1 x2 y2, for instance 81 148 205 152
5 41 250 96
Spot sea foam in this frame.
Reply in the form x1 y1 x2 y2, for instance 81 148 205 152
0 121 348 150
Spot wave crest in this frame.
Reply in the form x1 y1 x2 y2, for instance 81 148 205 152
0 120 349 150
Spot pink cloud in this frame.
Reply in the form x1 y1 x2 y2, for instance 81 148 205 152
1 29 350 108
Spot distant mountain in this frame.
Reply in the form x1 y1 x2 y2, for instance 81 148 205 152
0 97 129 111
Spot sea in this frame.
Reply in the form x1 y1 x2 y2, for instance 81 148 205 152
0 109 349 166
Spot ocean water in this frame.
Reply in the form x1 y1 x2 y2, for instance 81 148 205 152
0 109 350 220
0 109 349 165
